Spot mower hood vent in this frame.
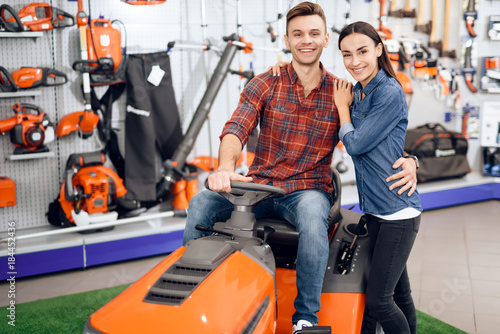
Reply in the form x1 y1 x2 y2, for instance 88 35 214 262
241 295 270 334
143 262 217 306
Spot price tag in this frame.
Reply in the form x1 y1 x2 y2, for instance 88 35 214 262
147 65 165 86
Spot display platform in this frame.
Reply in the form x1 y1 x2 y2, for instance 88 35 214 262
1 172 499 280
341 172 500 212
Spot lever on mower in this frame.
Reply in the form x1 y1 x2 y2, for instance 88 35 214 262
195 224 235 240
337 215 368 275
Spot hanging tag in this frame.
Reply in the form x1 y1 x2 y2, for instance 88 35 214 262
147 65 165 86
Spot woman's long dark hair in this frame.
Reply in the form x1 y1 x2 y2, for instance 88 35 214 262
338 21 401 87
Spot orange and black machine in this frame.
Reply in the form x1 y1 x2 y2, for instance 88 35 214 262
85 169 372 333
2 2 74 31
47 152 127 227
0 103 54 154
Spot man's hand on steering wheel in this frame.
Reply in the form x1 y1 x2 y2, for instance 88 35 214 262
207 169 253 193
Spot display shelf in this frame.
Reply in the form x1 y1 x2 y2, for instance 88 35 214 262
341 172 500 212
1 172 498 280
0 31 43 38
0 90 42 98
8 151 55 160
0 213 186 280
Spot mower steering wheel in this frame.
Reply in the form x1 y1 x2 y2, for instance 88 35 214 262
207 181 285 208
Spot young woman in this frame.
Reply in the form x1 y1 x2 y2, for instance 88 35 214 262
333 21 422 334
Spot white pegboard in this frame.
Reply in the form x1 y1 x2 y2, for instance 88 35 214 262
1 0 499 232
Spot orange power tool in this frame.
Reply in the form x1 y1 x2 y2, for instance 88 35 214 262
6 2 74 31
11 67 67 89
0 103 55 154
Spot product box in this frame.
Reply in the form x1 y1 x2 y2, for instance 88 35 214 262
0 177 16 207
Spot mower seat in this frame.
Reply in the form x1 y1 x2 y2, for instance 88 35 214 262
254 167 342 262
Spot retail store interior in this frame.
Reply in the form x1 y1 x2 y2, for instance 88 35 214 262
1 0 499 333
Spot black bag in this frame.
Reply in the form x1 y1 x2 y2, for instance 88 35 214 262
404 123 471 182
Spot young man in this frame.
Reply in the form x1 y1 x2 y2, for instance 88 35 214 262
183 2 417 332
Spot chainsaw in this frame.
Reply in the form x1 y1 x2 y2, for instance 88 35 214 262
3 2 74 31
47 152 127 227
0 103 54 154
11 67 68 89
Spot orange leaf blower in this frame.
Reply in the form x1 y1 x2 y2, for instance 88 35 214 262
0 103 54 154
47 152 127 227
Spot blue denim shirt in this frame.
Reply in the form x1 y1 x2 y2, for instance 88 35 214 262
339 69 422 215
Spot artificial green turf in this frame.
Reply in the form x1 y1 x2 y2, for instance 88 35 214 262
0 284 129 334
415 310 468 334
0 285 467 334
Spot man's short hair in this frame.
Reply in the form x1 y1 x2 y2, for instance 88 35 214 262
286 1 327 35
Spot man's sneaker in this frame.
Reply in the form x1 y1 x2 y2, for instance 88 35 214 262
292 319 313 334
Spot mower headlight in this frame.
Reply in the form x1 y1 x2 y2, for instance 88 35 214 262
83 318 105 334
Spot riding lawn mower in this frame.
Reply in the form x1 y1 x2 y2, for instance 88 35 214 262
83 168 371 333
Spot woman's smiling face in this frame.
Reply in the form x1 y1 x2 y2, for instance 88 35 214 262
340 33 382 88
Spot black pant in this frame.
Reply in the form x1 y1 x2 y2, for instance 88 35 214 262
125 52 183 201
361 214 421 334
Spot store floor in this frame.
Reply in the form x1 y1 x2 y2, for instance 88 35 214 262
4 200 500 334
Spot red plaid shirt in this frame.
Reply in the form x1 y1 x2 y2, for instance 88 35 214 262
221 62 339 194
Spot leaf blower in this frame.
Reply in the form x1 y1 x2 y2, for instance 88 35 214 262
0 103 55 154
47 152 127 227
3 2 75 31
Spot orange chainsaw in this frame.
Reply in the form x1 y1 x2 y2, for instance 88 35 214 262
0 103 55 154
11 67 67 89
4 2 74 31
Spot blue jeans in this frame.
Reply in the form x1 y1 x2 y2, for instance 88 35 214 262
183 188 332 325
361 214 420 334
